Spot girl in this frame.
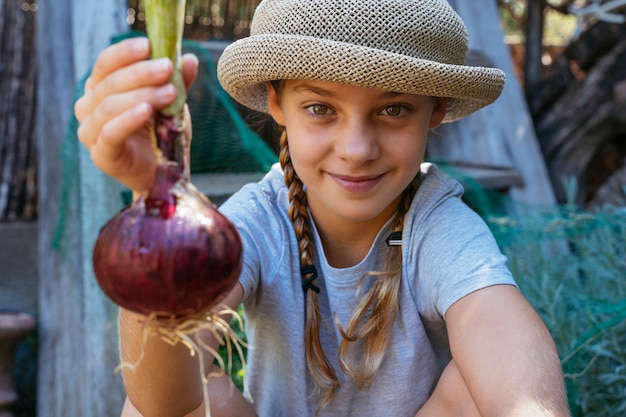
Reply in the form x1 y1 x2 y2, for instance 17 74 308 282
75 0 571 416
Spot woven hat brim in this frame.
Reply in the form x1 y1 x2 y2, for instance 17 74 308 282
217 34 506 123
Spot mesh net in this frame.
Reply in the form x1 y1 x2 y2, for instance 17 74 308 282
181 38 277 174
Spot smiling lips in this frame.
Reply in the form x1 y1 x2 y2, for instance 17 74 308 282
329 172 385 193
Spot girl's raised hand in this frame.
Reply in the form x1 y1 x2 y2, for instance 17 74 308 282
74 37 198 192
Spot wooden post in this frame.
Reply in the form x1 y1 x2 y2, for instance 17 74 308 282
36 0 128 415
428 0 557 209
524 0 546 90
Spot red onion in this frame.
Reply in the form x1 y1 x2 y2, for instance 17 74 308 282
92 110 242 318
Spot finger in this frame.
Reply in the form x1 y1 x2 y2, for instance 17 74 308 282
91 104 159 192
92 102 153 163
77 57 173 124
78 84 177 149
75 92 92 123
181 53 199 91
87 37 151 91
94 57 173 105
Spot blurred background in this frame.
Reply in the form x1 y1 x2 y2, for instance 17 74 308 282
1 1 625 416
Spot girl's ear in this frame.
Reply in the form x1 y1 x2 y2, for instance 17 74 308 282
429 97 448 129
267 81 286 126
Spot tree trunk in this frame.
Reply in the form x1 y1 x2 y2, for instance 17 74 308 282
0 0 37 221
524 0 546 90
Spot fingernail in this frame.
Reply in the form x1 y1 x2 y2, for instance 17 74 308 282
183 53 199 67
131 37 149 53
151 57 172 75
156 84 176 100
133 102 151 118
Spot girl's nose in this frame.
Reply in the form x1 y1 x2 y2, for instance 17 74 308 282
334 120 380 166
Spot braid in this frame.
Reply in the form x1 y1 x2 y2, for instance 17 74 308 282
336 177 418 388
279 131 339 409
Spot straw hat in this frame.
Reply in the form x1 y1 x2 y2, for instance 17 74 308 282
217 0 506 123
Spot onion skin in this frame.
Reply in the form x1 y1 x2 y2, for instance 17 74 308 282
93 164 242 317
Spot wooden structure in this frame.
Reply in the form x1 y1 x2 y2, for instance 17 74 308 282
428 0 558 209
36 1 128 415
32 0 557 416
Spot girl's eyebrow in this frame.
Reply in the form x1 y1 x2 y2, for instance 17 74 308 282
292 83 404 100
292 83 340 98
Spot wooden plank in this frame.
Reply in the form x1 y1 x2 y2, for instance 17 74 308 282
0 0 37 221
36 0 127 415
192 172 265 205
72 2 128 413
524 0 546 89
36 1 86 415
440 163 524 190
535 38 626 205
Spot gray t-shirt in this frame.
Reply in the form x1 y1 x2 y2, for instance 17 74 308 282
219 162 516 417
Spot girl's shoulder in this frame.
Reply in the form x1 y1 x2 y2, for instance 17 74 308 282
405 162 468 228
407 162 494 248
218 164 295 299
217 163 292 251
219 163 288 217
415 162 465 206
404 163 515 318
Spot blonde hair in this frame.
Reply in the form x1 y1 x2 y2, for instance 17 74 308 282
278 129 417 411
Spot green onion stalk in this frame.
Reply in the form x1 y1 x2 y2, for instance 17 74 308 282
144 0 189 178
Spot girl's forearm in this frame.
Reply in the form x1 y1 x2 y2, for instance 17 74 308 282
414 359 480 417
118 283 247 416
121 371 257 417
118 308 208 416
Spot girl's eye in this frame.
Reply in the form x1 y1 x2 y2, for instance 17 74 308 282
383 104 405 116
307 104 330 115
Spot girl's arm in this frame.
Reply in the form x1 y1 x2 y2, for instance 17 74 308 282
445 284 570 417
76 39 255 416
118 283 256 417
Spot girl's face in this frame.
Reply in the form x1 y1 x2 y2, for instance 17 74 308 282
268 79 446 232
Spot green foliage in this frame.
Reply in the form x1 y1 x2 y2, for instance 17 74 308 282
498 0 578 45
215 306 248 392
488 204 626 416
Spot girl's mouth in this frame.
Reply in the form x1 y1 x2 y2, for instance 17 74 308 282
329 173 385 193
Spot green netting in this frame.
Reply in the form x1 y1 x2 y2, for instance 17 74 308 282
181 39 277 174
53 80 84 253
